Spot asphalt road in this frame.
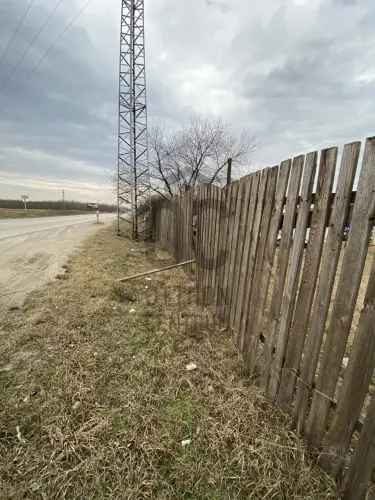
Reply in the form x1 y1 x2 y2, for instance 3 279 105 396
0 214 113 313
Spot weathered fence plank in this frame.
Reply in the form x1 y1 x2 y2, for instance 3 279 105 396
195 186 204 303
235 173 259 348
222 182 240 323
320 255 375 476
252 159 291 385
263 156 305 394
217 182 236 318
202 185 214 305
240 169 269 355
268 152 318 401
293 142 359 435
226 180 246 322
229 175 253 330
209 187 222 306
342 390 375 500
244 166 278 374
306 137 375 447
277 147 339 411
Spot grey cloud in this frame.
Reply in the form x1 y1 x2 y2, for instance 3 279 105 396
0 0 374 202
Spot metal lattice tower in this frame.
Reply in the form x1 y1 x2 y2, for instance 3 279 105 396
117 0 150 240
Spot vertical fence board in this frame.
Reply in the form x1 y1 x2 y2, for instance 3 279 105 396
214 187 228 312
216 183 233 317
245 166 278 374
202 186 213 305
226 180 246 323
263 156 305 394
196 186 204 304
277 147 339 411
342 391 375 500
293 142 359 435
306 137 375 446
230 175 253 329
268 152 318 401
234 173 259 346
320 256 375 476
240 170 269 354
252 160 291 384
222 182 240 322
208 187 221 306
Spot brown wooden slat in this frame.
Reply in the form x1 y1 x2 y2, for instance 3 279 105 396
221 182 240 322
240 169 269 355
342 392 375 500
215 183 233 318
236 173 260 349
306 137 375 446
209 186 222 306
213 187 227 311
208 186 221 306
268 152 318 401
202 186 213 306
196 187 205 305
234 173 259 346
263 156 305 393
251 160 291 382
226 179 247 324
188 190 194 273
277 147 339 411
319 255 375 476
245 166 278 374
229 175 253 329
293 142 360 435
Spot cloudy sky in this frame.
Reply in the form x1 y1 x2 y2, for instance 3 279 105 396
0 0 374 203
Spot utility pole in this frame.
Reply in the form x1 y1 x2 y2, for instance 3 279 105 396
226 158 232 186
62 189 65 210
117 0 150 240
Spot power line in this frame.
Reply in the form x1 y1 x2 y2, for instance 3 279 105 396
30 0 93 77
0 0 37 68
1 0 64 87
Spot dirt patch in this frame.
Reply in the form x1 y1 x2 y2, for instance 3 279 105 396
0 216 112 313
0 226 336 499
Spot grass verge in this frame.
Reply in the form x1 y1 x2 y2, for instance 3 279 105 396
0 226 336 499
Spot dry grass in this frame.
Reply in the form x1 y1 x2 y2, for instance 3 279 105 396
0 226 336 499
0 208 89 219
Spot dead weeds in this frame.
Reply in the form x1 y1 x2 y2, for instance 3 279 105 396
0 226 336 499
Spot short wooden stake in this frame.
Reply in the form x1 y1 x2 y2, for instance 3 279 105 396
116 259 196 283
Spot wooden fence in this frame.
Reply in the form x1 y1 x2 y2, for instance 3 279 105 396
151 137 375 499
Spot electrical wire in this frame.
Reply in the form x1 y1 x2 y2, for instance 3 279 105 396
30 0 93 77
1 0 64 87
0 0 37 68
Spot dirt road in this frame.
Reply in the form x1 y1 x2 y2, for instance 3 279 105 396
0 214 113 312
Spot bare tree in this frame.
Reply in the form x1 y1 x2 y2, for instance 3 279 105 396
21 195 29 210
149 117 256 198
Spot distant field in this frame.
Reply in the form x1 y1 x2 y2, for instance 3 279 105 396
0 208 89 219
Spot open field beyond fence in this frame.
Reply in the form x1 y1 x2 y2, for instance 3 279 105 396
0 208 90 219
